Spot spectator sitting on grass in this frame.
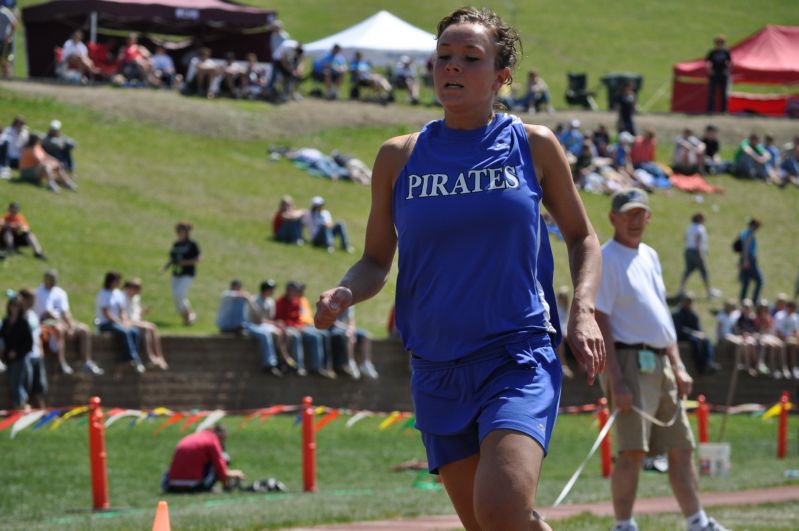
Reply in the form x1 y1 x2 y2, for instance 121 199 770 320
35 268 104 375
42 120 77 178
95 271 145 373
2 202 46 260
303 196 353 253
275 280 334 378
672 128 705 175
592 124 611 158
763 135 782 185
312 44 347 100
216 279 282 377
781 135 799 185
560 119 584 160
631 130 670 183
700 125 731 175
272 195 305 245
0 116 29 179
18 134 77 192
123 278 168 370
734 133 772 181
161 424 245 494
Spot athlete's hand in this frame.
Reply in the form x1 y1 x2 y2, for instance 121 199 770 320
566 310 606 385
314 287 353 329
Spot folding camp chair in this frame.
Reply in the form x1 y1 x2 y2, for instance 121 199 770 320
564 72 599 111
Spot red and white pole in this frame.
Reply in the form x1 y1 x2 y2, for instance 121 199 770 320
777 391 790 459
88 396 110 510
696 394 709 444
302 396 317 492
598 397 613 478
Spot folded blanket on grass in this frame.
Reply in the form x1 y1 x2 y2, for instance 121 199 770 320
670 174 724 194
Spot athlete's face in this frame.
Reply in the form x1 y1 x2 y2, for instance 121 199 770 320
610 207 650 248
434 23 509 112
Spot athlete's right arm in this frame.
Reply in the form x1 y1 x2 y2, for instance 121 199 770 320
314 135 411 329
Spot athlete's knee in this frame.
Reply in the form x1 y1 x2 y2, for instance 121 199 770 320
473 488 533 530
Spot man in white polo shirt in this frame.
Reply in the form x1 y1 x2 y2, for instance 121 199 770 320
35 269 104 375
595 189 726 531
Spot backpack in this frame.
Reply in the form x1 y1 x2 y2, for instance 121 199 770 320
732 236 743 254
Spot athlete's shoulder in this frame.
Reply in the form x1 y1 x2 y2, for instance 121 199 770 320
377 133 419 166
521 123 559 148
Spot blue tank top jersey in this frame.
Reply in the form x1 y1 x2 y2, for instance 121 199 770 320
392 113 559 362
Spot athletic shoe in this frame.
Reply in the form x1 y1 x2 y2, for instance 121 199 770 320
0 166 11 179
59 362 74 375
700 518 729 531
358 361 379 380
0 360 6 373
708 288 722 299
773 370 783 380
34 253 48 261
757 361 770 375
264 366 283 378
612 521 639 531
793 367 799 379
82 361 105 376
133 362 146 374
784 368 793 380
341 360 361 380
296 367 308 377
313 368 337 379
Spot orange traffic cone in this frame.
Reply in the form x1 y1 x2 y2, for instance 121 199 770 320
152 500 171 531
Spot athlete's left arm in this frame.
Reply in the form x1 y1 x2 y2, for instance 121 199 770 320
526 124 606 383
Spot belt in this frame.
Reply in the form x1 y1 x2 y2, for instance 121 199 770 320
614 342 667 355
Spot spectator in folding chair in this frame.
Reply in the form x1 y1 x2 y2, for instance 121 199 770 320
393 55 420 104
59 30 95 83
349 51 392 103
311 44 347 100
150 46 177 88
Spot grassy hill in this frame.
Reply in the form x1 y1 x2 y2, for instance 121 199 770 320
1 85 797 338
12 0 799 111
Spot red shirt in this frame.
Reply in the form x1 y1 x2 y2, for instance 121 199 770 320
3 213 29 233
630 137 656 165
275 295 302 327
167 430 228 483
272 212 284 235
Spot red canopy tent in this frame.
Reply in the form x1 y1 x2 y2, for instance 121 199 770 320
671 25 799 117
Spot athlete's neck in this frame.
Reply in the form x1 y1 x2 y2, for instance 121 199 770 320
443 109 496 131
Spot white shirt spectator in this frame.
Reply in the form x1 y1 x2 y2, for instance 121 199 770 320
596 239 677 349
0 7 16 41
672 134 704 167
272 39 298 62
62 38 89 62
773 309 798 337
151 52 175 73
715 310 738 342
124 293 143 321
96 288 126 324
25 310 43 359
34 284 70 320
0 125 29 160
303 209 332 239
684 222 708 253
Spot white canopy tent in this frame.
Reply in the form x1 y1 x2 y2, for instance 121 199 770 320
303 10 436 67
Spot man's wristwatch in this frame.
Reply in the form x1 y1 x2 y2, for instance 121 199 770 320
673 362 686 371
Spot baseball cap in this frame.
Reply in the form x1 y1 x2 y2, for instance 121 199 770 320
260 279 277 291
310 196 324 207
618 131 635 144
49 120 62 131
611 188 650 213
286 280 304 291
570 119 581 128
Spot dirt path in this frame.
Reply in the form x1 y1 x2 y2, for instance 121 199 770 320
291 485 799 530
2 80 796 145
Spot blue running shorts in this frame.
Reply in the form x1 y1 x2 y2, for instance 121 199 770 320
411 333 562 474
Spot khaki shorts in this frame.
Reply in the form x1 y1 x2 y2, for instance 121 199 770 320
602 347 695 454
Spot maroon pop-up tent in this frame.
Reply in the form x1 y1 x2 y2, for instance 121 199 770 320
671 25 799 116
22 0 277 77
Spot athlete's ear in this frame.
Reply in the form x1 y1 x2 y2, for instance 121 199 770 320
493 67 511 91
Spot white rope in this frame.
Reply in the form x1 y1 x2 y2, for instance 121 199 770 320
552 399 684 507
552 410 617 507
